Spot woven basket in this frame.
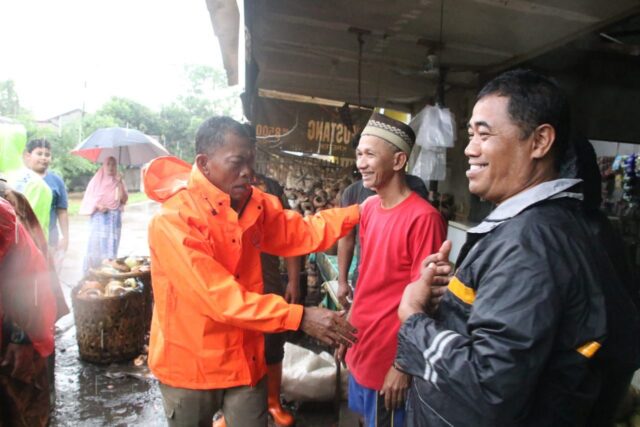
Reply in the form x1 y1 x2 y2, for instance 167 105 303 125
138 272 153 331
72 284 145 364
89 268 153 331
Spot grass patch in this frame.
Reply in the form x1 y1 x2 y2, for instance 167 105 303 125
67 192 149 216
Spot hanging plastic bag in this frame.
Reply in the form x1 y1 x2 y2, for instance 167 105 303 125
411 146 447 181
408 105 454 181
410 105 456 148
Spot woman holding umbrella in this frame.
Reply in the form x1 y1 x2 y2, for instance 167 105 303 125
79 156 128 273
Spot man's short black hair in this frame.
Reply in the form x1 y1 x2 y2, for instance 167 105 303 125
195 116 252 155
26 138 51 153
477 69 571 171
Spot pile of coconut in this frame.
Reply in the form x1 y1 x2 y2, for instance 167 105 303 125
96 257 150 275
77 257 150 299
285 177 353 216
77 278 142 298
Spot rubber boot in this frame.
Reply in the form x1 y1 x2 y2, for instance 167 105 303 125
267 363 295 426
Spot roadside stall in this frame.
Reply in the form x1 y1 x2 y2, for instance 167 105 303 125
593 141 640 276
246 95 372 409
208 0 640 423
251 95 368 303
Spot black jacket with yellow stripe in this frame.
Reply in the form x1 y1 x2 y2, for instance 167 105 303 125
395 180 639 427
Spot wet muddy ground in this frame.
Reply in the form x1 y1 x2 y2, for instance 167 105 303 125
50 201 164 426
49 200 351 426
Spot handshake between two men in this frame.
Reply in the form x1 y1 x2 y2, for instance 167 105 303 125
300 306 358 348
325 240 453 355
325 240 453 358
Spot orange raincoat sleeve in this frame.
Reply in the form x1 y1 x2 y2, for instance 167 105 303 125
259 194 360 257
149 200 359 333
150 215 293 333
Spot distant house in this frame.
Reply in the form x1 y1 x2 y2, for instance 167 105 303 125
36 108 84 132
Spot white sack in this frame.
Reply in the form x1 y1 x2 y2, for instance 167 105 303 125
282 342 348 402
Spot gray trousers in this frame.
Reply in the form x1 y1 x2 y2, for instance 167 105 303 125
158 377 267 427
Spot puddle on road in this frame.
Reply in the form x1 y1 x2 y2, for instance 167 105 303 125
51 325 164 427
50 201 339 427
49 325 341 427
51 201 164 426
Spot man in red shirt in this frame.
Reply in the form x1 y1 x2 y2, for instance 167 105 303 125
338 113 446 427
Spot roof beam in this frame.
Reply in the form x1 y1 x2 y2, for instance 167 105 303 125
206 0 239 85
487 3 640 74
472 0 599 23
263 12 512 58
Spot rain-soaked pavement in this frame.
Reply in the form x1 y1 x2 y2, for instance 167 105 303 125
49 200 349 426
51 201 165 426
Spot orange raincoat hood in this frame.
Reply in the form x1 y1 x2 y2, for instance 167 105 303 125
143 156 191 203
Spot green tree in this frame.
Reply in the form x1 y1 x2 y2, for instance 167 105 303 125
81 111 118 136
0 80 21 117
95 97 162 135
183 64 241 117
0 80 89 187
0 80 36 130
159 65 241 161
5 64 240 185
159 102 193 159
31 98 164 188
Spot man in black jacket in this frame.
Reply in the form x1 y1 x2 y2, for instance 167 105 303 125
394 69 640 426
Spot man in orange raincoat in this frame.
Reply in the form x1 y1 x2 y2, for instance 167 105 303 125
143 116 360 427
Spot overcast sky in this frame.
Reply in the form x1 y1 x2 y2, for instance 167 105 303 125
0 0 225 119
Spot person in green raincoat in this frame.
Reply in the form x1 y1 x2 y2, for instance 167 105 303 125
0 117 52 239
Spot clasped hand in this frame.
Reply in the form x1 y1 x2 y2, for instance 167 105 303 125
300 307 357 348
398 241 453 323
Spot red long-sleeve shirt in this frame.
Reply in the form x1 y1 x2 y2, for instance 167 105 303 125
346 192 446 389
